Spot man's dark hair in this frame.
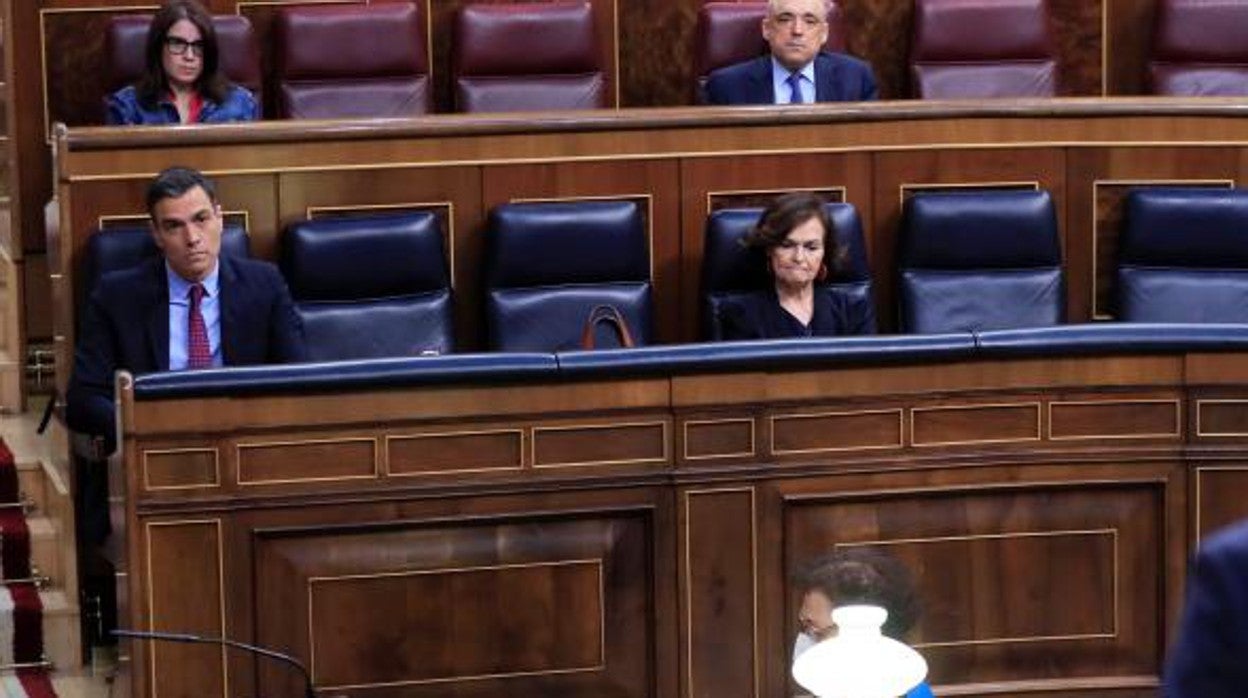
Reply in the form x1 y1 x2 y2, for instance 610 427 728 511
146 166 218 218
794 547 920 640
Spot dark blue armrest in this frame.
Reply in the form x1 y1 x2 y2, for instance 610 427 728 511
132 353 558 399
555 333 978 378
975 323 1248 357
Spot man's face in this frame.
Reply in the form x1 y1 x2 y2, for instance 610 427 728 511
150 185 222 283
762 0 829 71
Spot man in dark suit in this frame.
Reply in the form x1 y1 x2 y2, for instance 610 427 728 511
1164 518 1248 697
67 166 306 450
706 0 877 105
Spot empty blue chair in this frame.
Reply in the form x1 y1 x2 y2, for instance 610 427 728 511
280 212 453 360
484 200 652 351
1117 188 1248 323
701 202 876 340
898 190 1064 333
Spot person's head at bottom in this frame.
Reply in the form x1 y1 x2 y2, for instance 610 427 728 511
793 547 920 653
147 166 224 284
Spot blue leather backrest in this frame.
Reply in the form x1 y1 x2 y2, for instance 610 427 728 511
700 202 876 340
898 189 1064 334
280 212 453 360
484 200 652 351
82 224 250 307
1118 188 1248 323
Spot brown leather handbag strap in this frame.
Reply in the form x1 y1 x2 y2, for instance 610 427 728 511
579 304 636 349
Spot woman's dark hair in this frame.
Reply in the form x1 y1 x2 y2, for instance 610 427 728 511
794 547 920 640
136 0 230 109
741 192 846 280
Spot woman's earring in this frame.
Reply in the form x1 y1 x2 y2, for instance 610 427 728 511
816 264 828 283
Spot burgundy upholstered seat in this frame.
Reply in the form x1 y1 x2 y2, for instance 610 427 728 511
1149 0 1248 96
910 0 1057 99
107 13 262 102
275 2 430 119
693 1 845 102
453 1 606 113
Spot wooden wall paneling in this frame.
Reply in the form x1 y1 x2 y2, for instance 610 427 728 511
1064 147 1239 321
681 487 758 698
143 518 227 698
481 159 682 344
678 152 872 343
1104 0 1157 96
618 0 697 107
247 494 666 697
1192 463 1248 543
843 0 912 99
871 148 1066 330
276 165 485 348
1049 0 1104 96
780 474 1170 692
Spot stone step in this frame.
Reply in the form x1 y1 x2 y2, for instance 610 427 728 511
39 588 83 672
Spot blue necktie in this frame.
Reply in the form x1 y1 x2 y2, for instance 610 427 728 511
786 72 804 104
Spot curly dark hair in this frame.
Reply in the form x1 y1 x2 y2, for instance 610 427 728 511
794 547 920 640
136 0 231 109
741 192 846 280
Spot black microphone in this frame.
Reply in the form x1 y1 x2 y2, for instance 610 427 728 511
113 628 316 698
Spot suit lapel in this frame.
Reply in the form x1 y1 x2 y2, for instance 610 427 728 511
145 260 171 371
749 56 775 104
218 257 239 365
814 53 836 102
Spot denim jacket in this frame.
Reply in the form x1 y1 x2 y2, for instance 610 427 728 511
105 84 260 125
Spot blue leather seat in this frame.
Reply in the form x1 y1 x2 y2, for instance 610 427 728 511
280 212 453 360
898 190 1064 333
700 202 876 340
484 200 652 351
1117 188 1248 323
82 224 250 310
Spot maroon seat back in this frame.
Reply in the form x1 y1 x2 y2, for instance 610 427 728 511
275 2 430 119
694 1 845 101
910 0 1057 99
1149 0 1248 96
106 14 262 101
453 2 605 113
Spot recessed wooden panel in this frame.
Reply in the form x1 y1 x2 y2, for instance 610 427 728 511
683 418 755 461
253 510 653 697
784 482 1163 685
912 404 1040 447
771 409 902 454
1050 400 1181 440
533 422 668 468
309 561 604 687
143 448 219 490
1196 467 1248 539
146 520 225 698
1198 400 1248 437
388 430 523 476
684 488 756 698
237 438 378 484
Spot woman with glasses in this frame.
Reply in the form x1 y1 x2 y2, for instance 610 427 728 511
106 0 259 125
719 192 853 340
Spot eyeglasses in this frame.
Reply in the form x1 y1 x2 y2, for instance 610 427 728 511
164 36 205 57
770 12 826 30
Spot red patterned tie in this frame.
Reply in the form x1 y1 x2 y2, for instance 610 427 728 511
187 283 212 370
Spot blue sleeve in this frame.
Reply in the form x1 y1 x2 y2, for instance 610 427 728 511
104 90 138 126
1164 535 1248 698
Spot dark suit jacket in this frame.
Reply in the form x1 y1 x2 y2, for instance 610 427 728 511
719 286 851 340
1164 518 1248 698
705 52 878 105
66 255 307 448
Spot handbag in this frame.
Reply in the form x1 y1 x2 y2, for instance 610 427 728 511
579 304 636 349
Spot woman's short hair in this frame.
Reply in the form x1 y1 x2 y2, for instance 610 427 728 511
794 547 920 640
742 192 845 277
137 0 230 108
